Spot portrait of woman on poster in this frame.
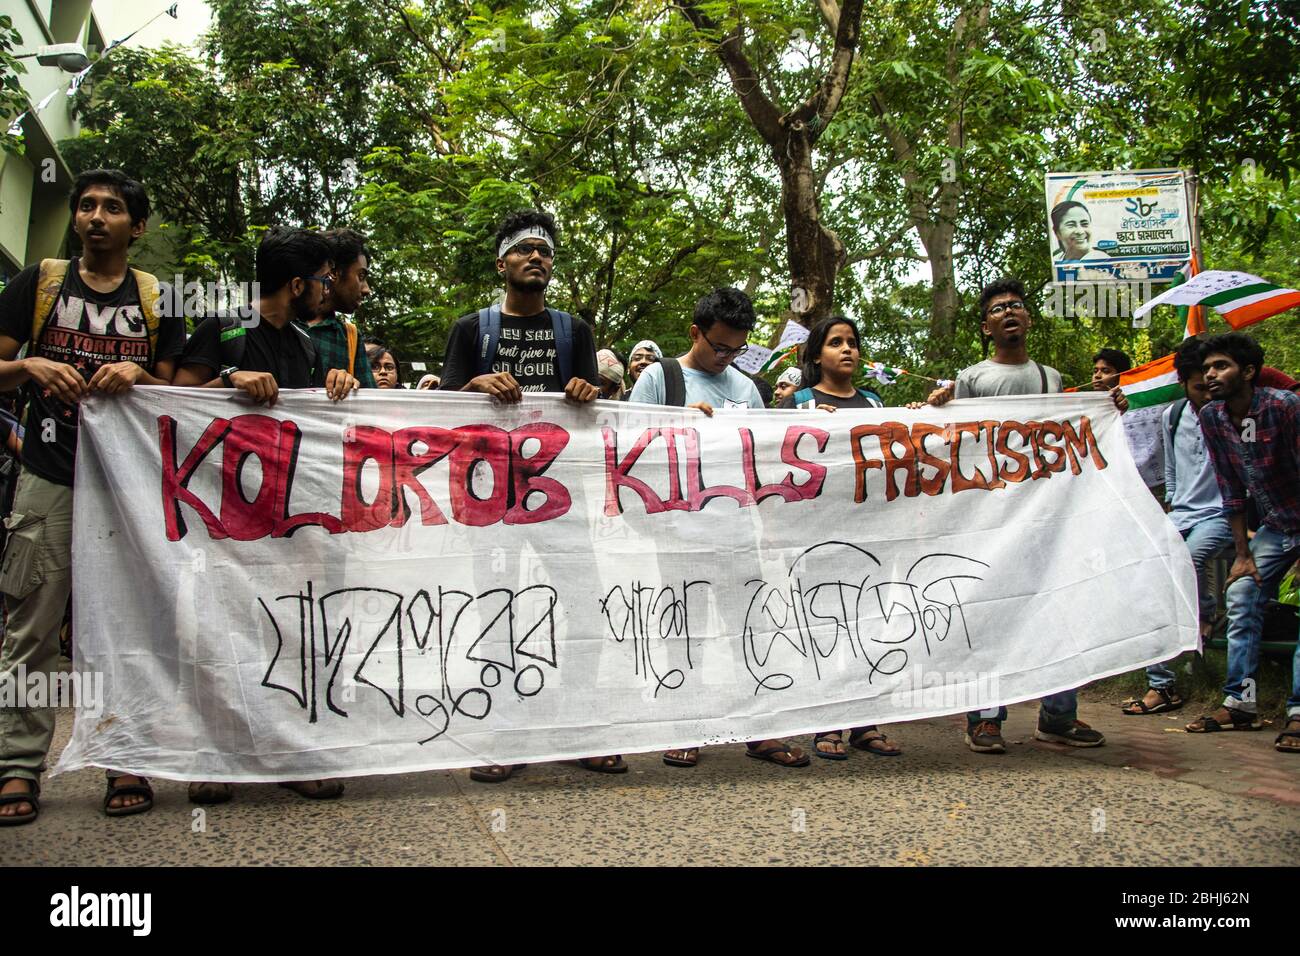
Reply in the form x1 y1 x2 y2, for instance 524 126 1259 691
1051 200 1111 261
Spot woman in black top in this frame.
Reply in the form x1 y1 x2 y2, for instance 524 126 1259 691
781 316 903 760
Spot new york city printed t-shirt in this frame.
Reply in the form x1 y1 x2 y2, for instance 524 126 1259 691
0 259 184 485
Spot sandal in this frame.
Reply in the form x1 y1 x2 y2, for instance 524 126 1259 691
279 779 345 800
188 782 233 805
662 748 699 768
745 741 810 768
0 777 40 827
104 775 154 818
1186 709 1263 733
848 726 902 756
1275 717 1300 754
469 764 524 784
812 731 848 761
579 755 628 774
1122 687 1184 715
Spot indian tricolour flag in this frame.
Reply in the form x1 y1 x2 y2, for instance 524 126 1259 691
1118 353 1181 488
1135 270 1300 332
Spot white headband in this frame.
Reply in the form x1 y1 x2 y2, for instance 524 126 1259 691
776 367 802 387
630 340 663 360
498 226 556 260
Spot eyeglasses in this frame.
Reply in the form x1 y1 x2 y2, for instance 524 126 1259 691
300 273 334 290
986 300 1026 317
696 325 749 359
510 243 554 259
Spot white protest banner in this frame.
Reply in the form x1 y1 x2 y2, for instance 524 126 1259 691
56 388 1197 781
1045 168 1192 284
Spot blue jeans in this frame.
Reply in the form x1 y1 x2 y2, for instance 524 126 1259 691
966 690 1077 730
1148 516 1234 689
1221 524 1300 716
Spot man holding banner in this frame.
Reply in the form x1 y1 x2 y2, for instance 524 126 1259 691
0 170 184 825
929 277 1126 753
438 209 615 781
174 225 359 804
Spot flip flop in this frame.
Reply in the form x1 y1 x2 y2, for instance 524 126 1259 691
0 778 39 827
279 779 345 800
469 764 525 783
578 756 629 775
849 728 902 757
662 748 699 768
812 732 849 761
1186 711 1262 733
745 742 811 768
188 782 233 804
104 776 154 818
1275 720 1300 754
1122 687 1184 715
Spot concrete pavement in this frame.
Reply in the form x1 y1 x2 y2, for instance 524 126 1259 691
4 698 1298 866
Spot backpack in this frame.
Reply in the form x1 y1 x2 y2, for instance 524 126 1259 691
792 386 883 409
217 314 319 379
658 357 687 407
32 258 162 365
1167 397 1189 439
475 303 574 383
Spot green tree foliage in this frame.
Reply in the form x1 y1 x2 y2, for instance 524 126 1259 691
1 15 28 157
60 0 1300 388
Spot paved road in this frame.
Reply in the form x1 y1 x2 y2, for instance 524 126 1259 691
5 699 1298 866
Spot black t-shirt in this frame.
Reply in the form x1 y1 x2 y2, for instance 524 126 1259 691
439 308 598 393
181 315 324 389
0 259 185 486
778 386 883 410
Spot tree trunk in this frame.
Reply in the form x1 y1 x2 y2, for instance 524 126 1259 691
778 121 843 327
679 0 864 331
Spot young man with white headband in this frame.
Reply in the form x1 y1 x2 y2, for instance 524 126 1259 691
438 210 621 783
773 366 801 406
439 210 599 401
626 340 662 385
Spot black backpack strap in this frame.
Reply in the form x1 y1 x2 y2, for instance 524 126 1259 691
217 314 248 368
289 322 319 380
1168 397 1188 438
476 304 502 377
659 357 686 407
1034 361 1048 394
545 308 575 384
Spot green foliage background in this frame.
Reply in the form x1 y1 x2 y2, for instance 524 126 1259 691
52 0 1300 392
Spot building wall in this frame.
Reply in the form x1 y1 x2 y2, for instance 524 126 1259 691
1 0 99 276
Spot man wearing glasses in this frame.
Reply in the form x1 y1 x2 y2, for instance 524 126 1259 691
176 226 359 405
173 226 358 805
439 210 617 783
928 277 1125 754
628 287 766 415
303 228 378 389
628 287 809 769
439 210 599 402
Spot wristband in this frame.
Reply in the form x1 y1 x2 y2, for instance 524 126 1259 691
220 367 238 388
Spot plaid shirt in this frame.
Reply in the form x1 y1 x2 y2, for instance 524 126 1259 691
1199 386 1300 534
300 315 377 388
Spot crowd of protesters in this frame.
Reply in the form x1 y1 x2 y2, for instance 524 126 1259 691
0 170 1296 827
